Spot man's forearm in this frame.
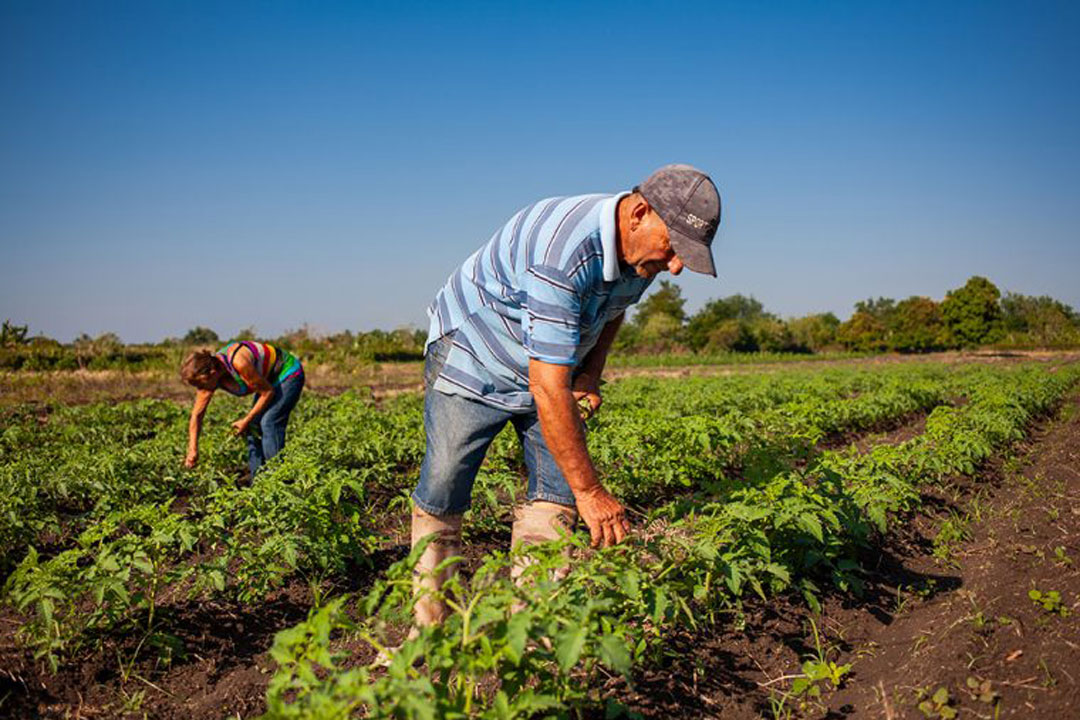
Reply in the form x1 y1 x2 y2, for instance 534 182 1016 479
530 358 631 547
532 382 601 496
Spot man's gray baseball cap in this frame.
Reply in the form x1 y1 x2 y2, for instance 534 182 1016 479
635 164 721 277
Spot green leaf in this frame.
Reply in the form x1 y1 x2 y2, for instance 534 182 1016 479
599 634 631 676
503 612 530 666
765 563 791 585
132 555 154 575
797 513 824 543
555 625 587 674
493 690 511 720
210 569 226 592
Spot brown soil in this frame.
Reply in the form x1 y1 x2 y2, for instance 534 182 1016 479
603 391 1080 719
822 393 1080 719
820 411 930 455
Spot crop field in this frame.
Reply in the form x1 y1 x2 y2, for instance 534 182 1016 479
2 358 1080 719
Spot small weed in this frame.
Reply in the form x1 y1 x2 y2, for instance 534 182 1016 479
894 584 911 616
1028 588 1069 617
1052 546 1073 566
785 618 852 713
965 676 999 705
917 686 957 719
1039 656 1057 688
766 690 793 720
960 590 991 632
113 687 147 716
932 511 971 564
915 578 938 600
912 631 932 654
1018 543 1042 559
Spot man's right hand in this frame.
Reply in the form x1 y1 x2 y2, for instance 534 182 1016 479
576 485 631 548
184 450 198 469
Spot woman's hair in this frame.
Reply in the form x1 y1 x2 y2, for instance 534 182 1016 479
180 350 220 385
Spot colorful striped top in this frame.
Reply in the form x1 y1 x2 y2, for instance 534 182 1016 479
215 341 302 396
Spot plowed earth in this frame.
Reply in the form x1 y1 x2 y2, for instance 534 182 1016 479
603 391 1080 719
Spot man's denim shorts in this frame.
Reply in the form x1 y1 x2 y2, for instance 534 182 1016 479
411 333 577 516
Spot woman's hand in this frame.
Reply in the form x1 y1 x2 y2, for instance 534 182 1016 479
231 418 251 436
184 449 198 468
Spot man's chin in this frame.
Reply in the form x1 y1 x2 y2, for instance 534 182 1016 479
633 265 655 279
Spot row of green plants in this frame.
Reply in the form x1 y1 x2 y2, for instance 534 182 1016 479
262 364 1080 718
1 364 969 674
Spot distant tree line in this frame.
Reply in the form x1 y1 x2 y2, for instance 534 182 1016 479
0 322 428 372
614 276 1080 354
2 275 1077 371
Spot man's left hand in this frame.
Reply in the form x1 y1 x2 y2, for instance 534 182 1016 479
231 418 251 436
572 372 602 420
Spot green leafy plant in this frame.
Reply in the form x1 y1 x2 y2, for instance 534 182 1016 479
1028 588 1070 617
917 686 957 719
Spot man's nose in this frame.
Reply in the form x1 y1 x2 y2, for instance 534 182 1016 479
668 255 684 276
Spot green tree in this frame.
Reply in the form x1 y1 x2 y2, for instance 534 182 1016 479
686 294 771 351
1000 293 1079 347
890 296 945 353
786 313 840 352
941 276 1004 348
749 317 795 352
638 313 685 352
836 311 888 352
854 297 897 323
625 280 687 351
183 326 220 345
234 325 258 341
1 320 29 347
704 319 758 352
632 280 687 327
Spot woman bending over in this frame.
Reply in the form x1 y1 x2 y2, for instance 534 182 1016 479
180 340 304 476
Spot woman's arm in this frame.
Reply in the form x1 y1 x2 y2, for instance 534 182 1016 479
230 348 275 435
185 389 214 467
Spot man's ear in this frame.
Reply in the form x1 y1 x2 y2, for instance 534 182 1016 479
630 196 650 230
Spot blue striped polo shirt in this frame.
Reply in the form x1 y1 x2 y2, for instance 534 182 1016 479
426 192 654 412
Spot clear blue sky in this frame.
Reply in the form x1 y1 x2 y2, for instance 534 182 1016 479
2 1 1078 342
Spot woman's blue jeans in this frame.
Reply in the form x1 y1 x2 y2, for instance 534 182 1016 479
247 371 305 477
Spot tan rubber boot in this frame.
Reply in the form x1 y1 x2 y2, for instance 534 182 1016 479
411 506 464 627
510 500 578 583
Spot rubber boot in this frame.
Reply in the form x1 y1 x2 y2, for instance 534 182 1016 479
411 506 464 627
510 500 578 584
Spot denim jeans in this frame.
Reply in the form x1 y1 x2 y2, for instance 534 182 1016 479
411 334 576 516
247 370 305 477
